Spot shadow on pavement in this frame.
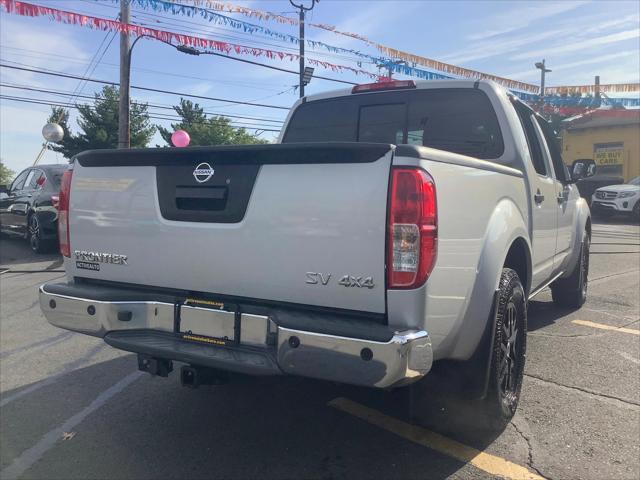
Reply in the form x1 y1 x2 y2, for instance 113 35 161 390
592 214 639 227
1 352 505 479
0 235 61 270
527 298 575 332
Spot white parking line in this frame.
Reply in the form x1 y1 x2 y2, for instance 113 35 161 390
0 371 143 480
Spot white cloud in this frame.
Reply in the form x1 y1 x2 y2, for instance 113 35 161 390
502 50 639 81
0 103 66 173
509 28 640 61
441 28 566 65
0 17 89 88
466 0 591 41
442 9 639 66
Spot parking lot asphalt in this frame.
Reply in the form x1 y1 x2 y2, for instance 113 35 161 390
1 218 639 480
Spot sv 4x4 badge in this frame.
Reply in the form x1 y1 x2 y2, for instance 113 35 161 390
305 272 375 289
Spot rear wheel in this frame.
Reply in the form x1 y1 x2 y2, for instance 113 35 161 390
28 214 52 254
551 231 589 309
633 201 640 223
483 268 527 428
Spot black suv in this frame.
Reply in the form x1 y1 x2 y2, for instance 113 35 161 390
0 164 68 253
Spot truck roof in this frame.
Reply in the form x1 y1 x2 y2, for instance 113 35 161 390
302 78 506 104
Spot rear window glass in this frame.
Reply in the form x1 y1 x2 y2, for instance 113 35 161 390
283 88 504 159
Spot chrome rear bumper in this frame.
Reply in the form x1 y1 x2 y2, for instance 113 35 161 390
39 285 432 388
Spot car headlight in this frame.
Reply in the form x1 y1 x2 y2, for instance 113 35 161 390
619 191 637 198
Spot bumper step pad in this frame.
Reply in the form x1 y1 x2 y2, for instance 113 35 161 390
105 330 281 376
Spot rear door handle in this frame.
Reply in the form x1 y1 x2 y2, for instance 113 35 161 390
534 190 545 204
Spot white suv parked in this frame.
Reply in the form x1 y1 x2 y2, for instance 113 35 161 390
591 176 640 220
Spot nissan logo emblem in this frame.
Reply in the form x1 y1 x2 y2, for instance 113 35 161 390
193 162 215 183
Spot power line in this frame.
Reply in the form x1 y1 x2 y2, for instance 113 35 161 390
75 0 375 67
179 47 357 86
129 12 373 66
0 95 282 132
0 83 285 124
75 31 118 98
0 63 292 110
0 46 290 91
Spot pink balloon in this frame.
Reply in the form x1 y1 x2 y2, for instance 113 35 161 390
171 130 190 148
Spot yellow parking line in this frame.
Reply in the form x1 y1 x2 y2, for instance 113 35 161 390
328 397 544 480
572 319 640 336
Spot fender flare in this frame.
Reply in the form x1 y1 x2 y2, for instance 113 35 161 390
443 198 531 361
559 197 591 279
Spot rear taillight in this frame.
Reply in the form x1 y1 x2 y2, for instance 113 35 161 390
387 167 437 289
58 168 73 257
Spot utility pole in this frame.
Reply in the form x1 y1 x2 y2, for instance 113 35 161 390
118 0 131 148
535 59 552 98
289 0 318 98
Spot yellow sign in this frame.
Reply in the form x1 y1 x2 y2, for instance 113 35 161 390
594 143 624 166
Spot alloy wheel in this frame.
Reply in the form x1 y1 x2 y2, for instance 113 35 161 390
580 236 590 298
499 301 519 402
29 216 40 251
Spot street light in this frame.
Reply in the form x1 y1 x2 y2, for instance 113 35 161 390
302 67 314 86
535 59 552 97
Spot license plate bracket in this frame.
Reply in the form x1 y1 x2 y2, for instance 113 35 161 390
179 304 236 344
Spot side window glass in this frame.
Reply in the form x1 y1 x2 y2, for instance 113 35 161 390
535 116 568 183
9 170 29 193
23 170 36 190
514 103 546 176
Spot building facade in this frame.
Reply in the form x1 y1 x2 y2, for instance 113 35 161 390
562 110 640 181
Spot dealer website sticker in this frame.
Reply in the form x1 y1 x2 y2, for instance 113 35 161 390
76 261 100 271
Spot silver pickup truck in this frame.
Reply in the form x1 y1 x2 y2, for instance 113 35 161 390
39 79 594 424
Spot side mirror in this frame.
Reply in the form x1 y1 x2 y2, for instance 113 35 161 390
0 185 7 194
571 159 596 182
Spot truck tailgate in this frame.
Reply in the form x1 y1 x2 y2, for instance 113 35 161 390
67 143 392 314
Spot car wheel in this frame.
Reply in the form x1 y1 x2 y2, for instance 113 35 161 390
28 214 50 254
483 268 527 428
633 201 640 223
551 230 590 309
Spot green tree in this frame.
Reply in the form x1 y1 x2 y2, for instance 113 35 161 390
0 159 14 185
158 99 268 147
48 85 156 158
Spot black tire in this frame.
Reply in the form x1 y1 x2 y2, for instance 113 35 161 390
483 268 527 428
551 231 589 309
633 201 640 223
28 214 52 254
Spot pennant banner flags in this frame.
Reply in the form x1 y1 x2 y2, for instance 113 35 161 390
189 0 373 42
164 1 640 96
123 0 453 81
546 83 640 95
510 91 640 108
0 0 380 80
185 0 542 93
2 0 637 102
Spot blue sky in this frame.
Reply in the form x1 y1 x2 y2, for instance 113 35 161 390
1 0 639 175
